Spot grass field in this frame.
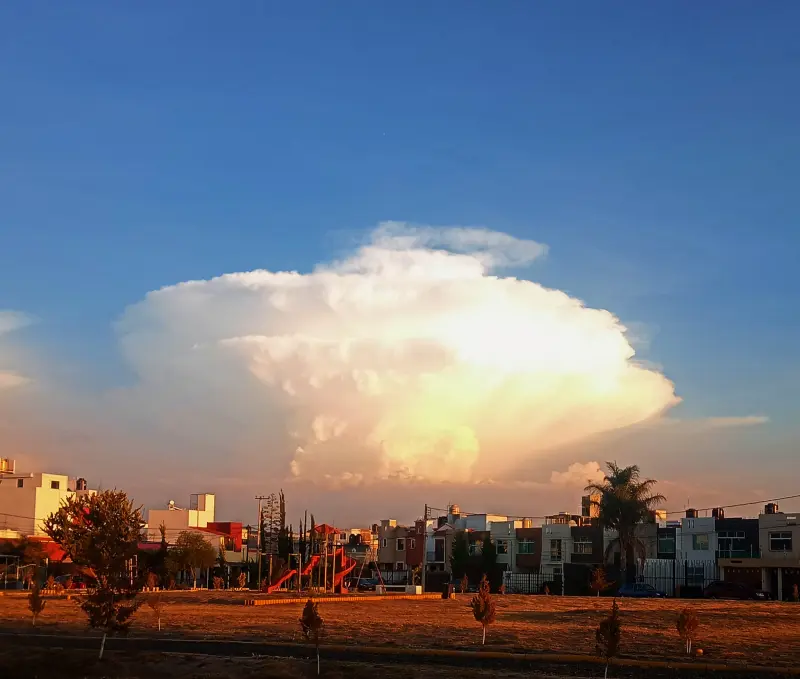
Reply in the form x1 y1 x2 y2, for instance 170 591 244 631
2 592 799 668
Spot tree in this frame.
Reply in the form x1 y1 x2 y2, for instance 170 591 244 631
460 574 469 594
217 546 228 586
585 462 665 584
450 531 469 581
28 583 46 626
43 490 144 659
590 567 612 597
300 599 324 676
172 531 217 588
596 599 622 679
470 575 496 645
146 592 165 631
238 571 247 589
676 607 699 656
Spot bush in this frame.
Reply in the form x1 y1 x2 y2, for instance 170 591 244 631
470 575 496 645
676 607 699 656
596 598 621 679
28 584 46 626
299 599 324 675
238 572 247 589
213 576 224 590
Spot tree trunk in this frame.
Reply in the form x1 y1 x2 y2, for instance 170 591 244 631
158 617 161 632
619 537 629 584
316 646 320 676
604 661 609 679
99 632 107 660
482 625 486 645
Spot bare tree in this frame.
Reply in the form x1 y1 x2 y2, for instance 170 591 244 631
146 592 165 632
300 599 324 675
676 607 699 656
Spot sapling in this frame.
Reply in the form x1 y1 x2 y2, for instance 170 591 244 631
596 598 621 679
213 576 224 590
146 571 158 591
460 574 469 594
470 575 496 645
300 599 324 676
28 583 46 626
676 607 699 656
146 592 165 632
238 572 247 590
590 567 611 597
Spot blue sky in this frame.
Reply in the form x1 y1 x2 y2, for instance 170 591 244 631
2 1 799 491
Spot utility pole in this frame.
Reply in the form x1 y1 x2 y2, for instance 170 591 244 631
255 495 268 590
421 504 428 593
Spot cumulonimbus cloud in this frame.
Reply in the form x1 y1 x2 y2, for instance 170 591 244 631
116 223 679 485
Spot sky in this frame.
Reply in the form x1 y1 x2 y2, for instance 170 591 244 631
1 2 799 526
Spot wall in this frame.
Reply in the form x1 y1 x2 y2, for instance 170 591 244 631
0 473 74 536
759 512 800 561
677 517 717 561
570 524 603 565
514 526 542 572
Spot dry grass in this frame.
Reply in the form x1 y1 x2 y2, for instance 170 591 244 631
1 592 798 667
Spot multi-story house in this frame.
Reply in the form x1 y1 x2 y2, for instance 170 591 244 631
541 513 577 581
377 519 419 574
0 466 96 538
719 504 800 601
490 520 522 573
514 525 542 573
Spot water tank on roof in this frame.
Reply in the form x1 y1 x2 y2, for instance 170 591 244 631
76 477 87 491
712 507 724 519
522 518 533 529
765 503 779 515
686 508 698 519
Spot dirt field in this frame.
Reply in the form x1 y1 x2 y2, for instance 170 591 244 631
2 592 798 668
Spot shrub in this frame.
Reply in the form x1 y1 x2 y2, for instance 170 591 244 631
238 572 247 589
213 576 224 590
45 575 56 591
590 567 612 597
460 574 468 594
299 599 324 675
28 583 46 626
146 592 165 632
146 572 158 591
677 607 699 656
596 598 621 679
470 575 496 645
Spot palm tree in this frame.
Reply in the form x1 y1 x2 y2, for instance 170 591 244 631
585 462 665 584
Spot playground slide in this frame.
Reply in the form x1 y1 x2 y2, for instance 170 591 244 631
333 549 358 590
266 569 297 594
301 554 321 576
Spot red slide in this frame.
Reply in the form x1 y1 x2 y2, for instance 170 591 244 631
333 548 358 592
301 554 321 576
266 569 297 593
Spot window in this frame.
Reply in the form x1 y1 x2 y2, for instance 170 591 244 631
50 480 60 490
496 539 508 555
658 534 675 554
396 538 405 551
518 539 536 554
550 539 562 562
339 533 347 541
573 538 593 555
770 532 793 552
409 538 416 550
17 479 24 488
717 531 746 557
396 561 405 571
692 533 710 551
381 538 387 548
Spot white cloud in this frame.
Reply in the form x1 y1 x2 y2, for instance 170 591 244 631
114 222 679 485
550 461 606 487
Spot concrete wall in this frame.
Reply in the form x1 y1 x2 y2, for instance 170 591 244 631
0 473 75 536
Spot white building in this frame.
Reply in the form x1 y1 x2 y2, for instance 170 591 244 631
146 493 215 543
541 516 574 580
676 515 717 562
0 466 96 538
489 519 523 572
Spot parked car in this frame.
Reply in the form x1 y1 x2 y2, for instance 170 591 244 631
703 580 769 601
54 574 88 590
355 578 379 592
618 582 666 598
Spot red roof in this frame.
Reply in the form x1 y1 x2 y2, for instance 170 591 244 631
314 523 340 535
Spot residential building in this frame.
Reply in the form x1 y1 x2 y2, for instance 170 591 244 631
581 494 600 520
719 504 800 601
541 513 576 580
146 493 216 542
676 510 717 562
514 525 542 573
0 467 96 538
490 520 522 572
376 519 418 573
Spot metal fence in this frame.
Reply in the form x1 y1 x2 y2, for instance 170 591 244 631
639 559 719 597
